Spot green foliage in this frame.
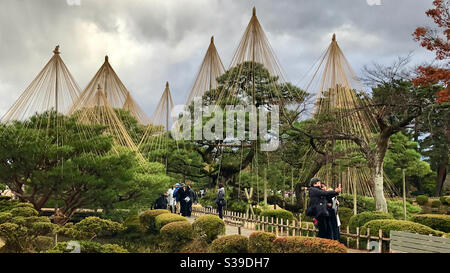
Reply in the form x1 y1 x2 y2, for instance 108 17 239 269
439 196 450 205
272 236 347 253
160 221 194 252
410 214 450 233
348 211 393 233
47 240 128 253
416 195 429 205
383 132 433 193
192 215 225 243
431 200 442 208
339 194 376 212
58 216 124 240
122 215 145 234
386 200 422 219
228 200 247 213
338 207 353 229
32 236 54 252
361 219 444 237
0 201 57 253
154 213 187 231
260 209 294 223
209 235 249 253
139 209 170 233
248 231 276 253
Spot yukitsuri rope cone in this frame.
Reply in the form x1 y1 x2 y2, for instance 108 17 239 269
73 84 145 161
1 46 81 123
300 34 398 197
185 36 226 106
69 55 150 125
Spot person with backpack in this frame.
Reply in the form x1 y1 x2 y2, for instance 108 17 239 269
306 177 341 239
215 183 226 219
173 183 182 214
153 192 169 210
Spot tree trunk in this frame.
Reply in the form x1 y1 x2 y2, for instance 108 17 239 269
373 160 388 212
434 162 448 196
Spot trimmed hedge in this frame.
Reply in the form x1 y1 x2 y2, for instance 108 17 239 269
431 200 442 208
416 195 429 205
248 231 276 253
59 216 124 240
139 209 170 232
192 215 225 243
47 240 128 253
410 214 450 233
160 221 194 252
361 219 444 237
272 236 346 253
338 207 353 229
260 209 294 223
348 211 393 233
154 213 187 231
210 235 249 253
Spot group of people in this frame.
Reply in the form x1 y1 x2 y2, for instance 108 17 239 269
153 183 197 217
307 177 342 240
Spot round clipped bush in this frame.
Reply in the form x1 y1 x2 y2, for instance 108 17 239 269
361 219 444 237
123 215 145 233
192 215 225 243
210 235 249 253
272 236 346 253
431 200 442 208
155 213 187 231
9 206 38 217
160 221 194 252
416 195 429 205
410 214 450 233
248 231 276 253
348 211 393 233
139 209 170 232
260 209 294 223
338 207 353 229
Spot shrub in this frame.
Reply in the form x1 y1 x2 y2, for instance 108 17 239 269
32 236 54 252
338 194 376 212
192 215 225 243
272 236 346 253
338 207 353 229
155 213 187 231
58 216 124 240
210 235 249 253
348 211 393 233
228 200 247 213
181 237 209 253
410 214 450 233
361 219 444 238
439 196 449 205
139 209 170 232
0 203 57 253
47 240 128 253
248 231 276 253
160 221 194 252
406 198 414 205
416 195 429 205
260 209 294 223
387 200 422 219
431 200 442 208
123 215 145 234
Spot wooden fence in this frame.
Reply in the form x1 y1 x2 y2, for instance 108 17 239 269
192 206 390 252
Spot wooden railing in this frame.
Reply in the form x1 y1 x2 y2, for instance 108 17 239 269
192 206 390 252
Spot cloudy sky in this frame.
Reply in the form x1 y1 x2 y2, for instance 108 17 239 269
0 0 437 118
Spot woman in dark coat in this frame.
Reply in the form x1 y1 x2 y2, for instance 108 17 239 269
178 185 187 216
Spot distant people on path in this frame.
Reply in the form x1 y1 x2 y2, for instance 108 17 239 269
173 183 182 214
306 177 341 239
167 186 175 213
153 192 169 210
215 183 226 219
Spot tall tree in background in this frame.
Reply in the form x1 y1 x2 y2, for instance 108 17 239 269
413 0 450 195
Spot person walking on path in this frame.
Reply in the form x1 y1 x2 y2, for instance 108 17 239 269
215 184 226 219
321 183 340 240
184 185 196 217
173 183 182 214
153 192 169 210
179 184 188 216
306 178 341 239
167 186 175 213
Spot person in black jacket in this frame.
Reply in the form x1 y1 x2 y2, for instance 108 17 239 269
321 184 339 240
154 193 169 210
184 185 196 217
308 177 341 239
